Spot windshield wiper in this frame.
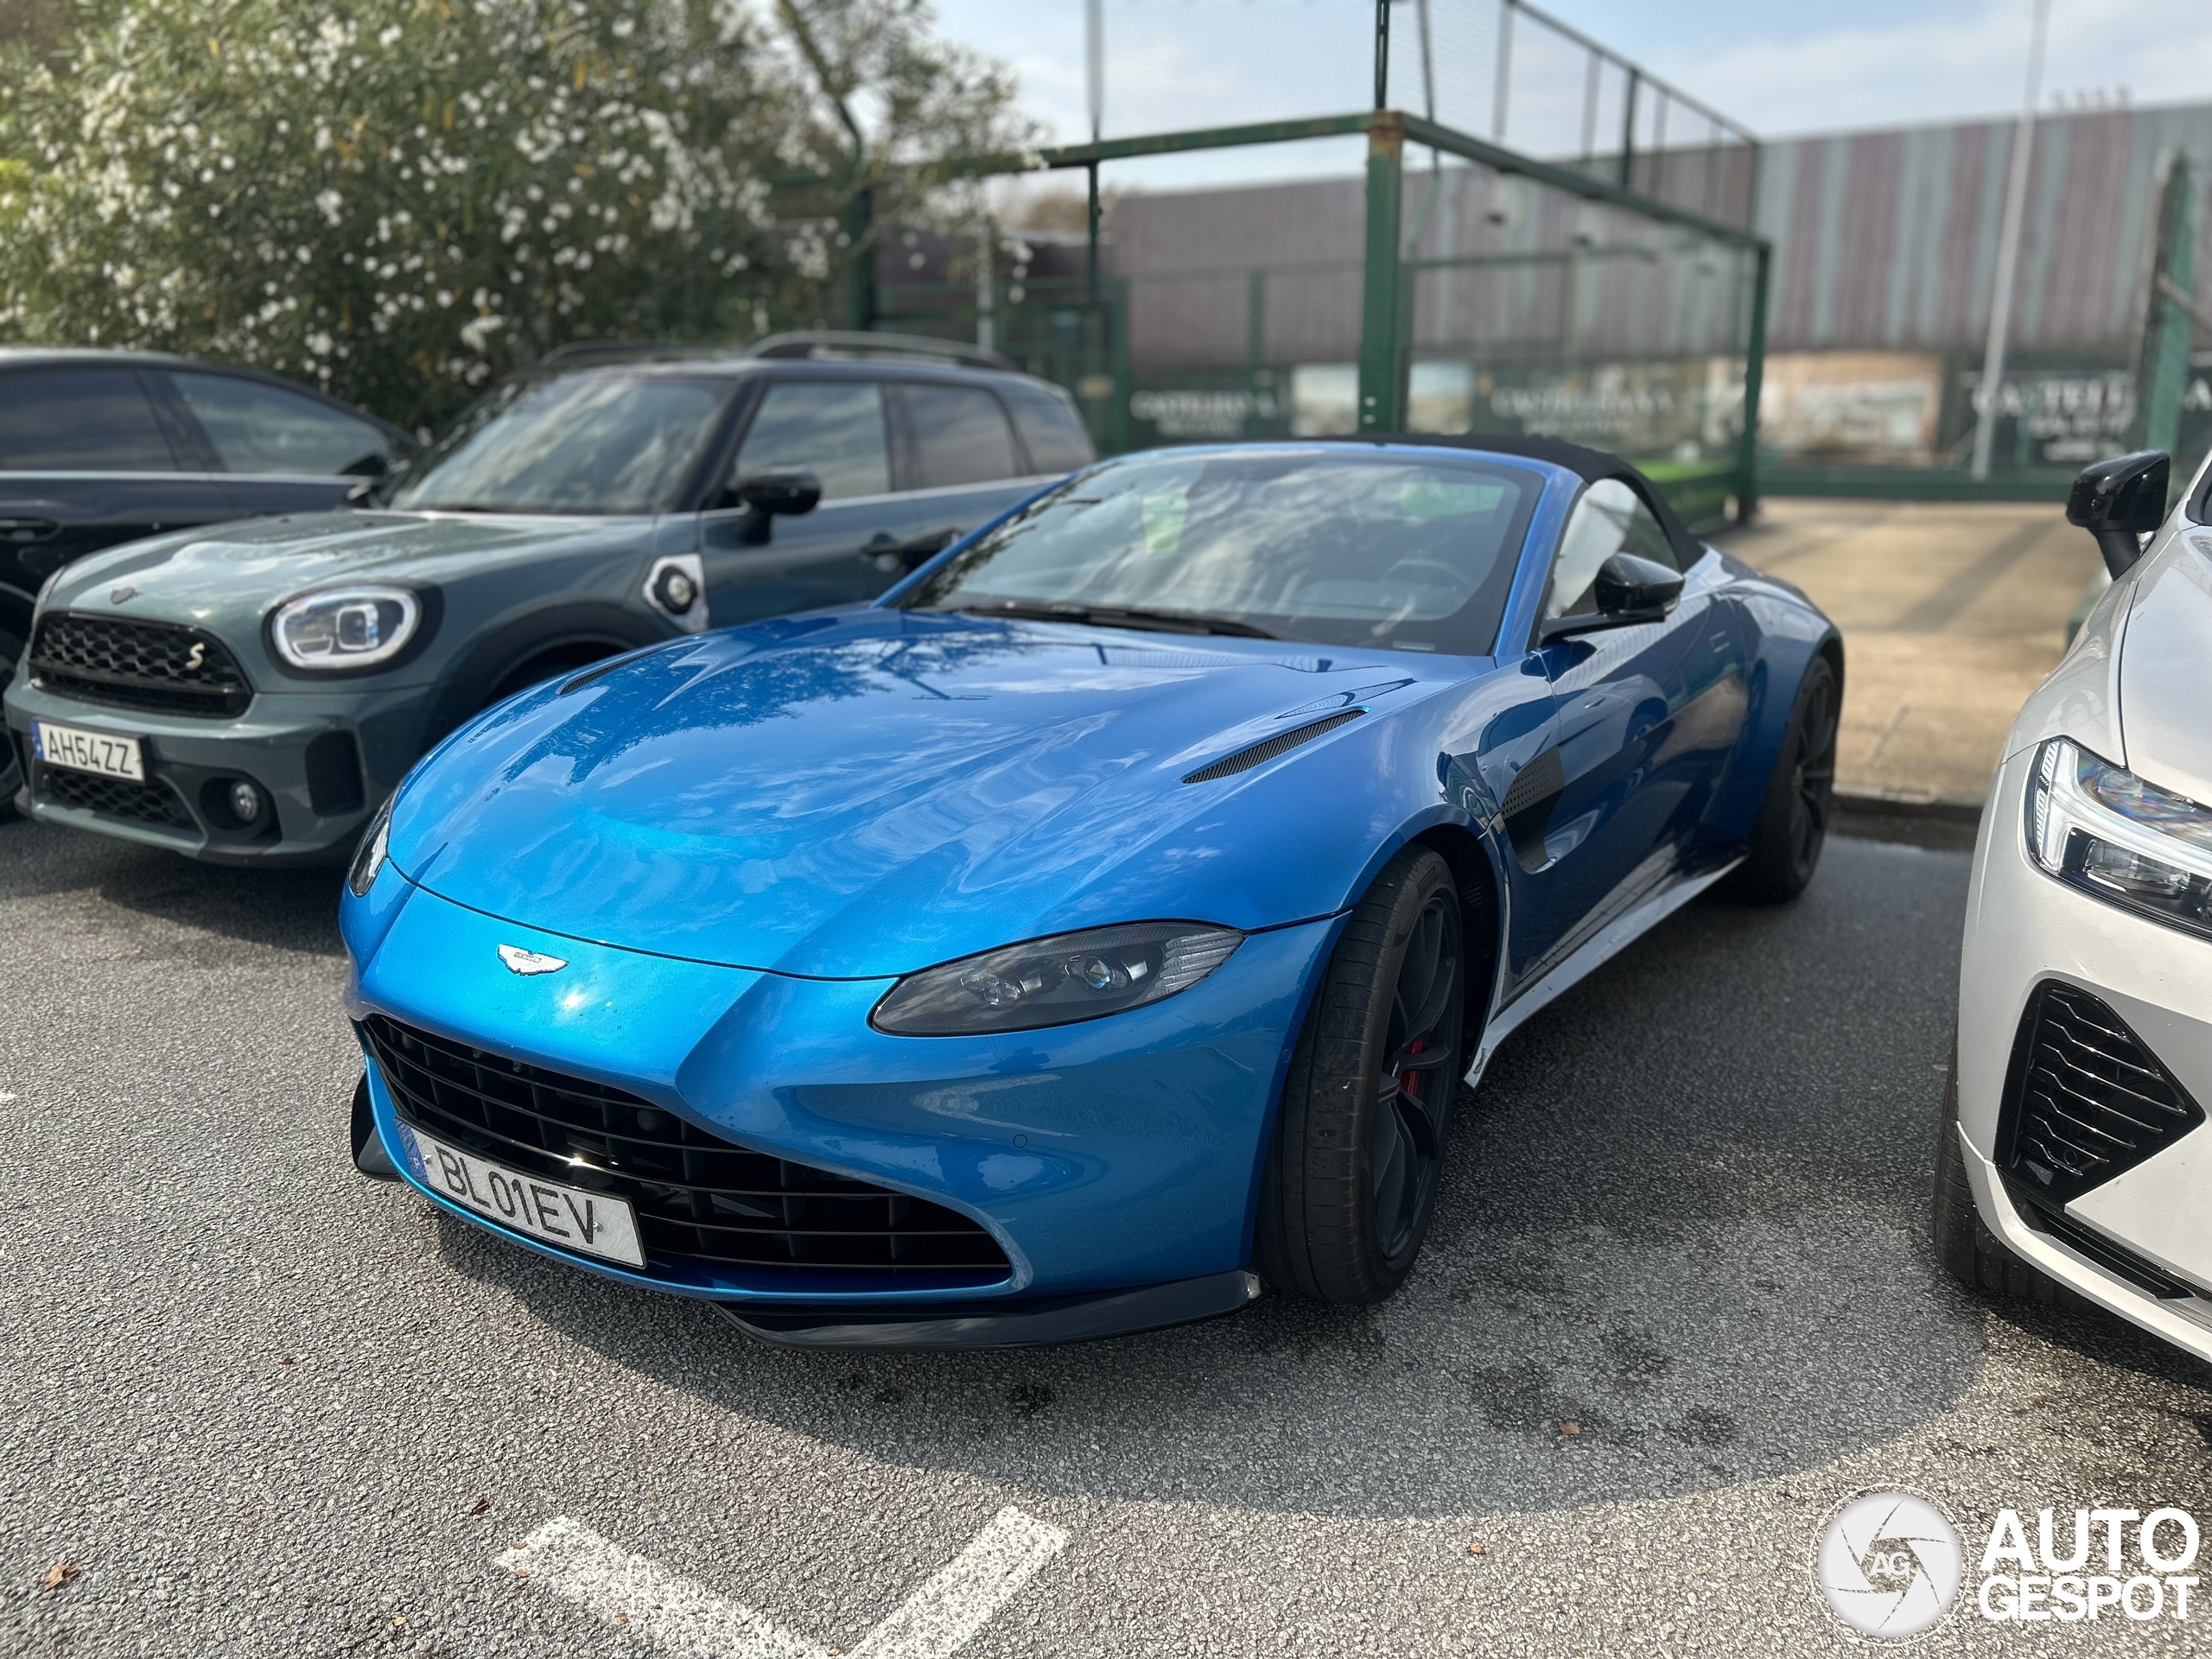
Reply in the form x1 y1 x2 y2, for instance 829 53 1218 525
941 600 1282 640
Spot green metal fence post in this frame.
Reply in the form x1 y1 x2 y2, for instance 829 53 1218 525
1358 111 1407 433
1618 69 1639 193
842 185 878 332
2134 151 2197 461
1735 240 1770 523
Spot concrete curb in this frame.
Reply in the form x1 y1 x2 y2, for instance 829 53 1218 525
1833 785 1984 851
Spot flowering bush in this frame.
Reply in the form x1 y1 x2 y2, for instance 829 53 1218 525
0 0 1028 430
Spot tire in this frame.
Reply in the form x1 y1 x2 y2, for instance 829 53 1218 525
0 621 24 824
1931 1050 2082 1310
1733 652 1838 903
1257 845 1468 1304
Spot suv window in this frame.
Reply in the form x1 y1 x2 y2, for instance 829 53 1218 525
733 381 890 501
0 368 177 471
172 372 390 475
891 383 1021 490
1007 394 1096 473
1541 477 1680 621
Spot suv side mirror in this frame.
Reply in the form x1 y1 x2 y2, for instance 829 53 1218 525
735 469 822 518
2067 450 2168 578
1538 553 1684 643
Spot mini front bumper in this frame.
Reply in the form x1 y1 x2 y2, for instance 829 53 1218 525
4 674 433 863
345 865 1337 1322
1958 743 2212 1362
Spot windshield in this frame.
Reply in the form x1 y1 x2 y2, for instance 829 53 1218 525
389 372 729 514
898 448 1541 653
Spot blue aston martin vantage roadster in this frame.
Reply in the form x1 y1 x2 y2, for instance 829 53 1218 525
340 435 1840 1347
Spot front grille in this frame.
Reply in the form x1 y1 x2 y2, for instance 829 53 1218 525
29 611 251 717
361 1015 1009 1284
39 765 195 830
1997 982 2205 1206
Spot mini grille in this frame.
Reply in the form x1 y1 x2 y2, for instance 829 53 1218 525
1999 982 2205 1206
29 612 251 718
1182 710 1363 784
38 766 195 830
360 1015 1009 1286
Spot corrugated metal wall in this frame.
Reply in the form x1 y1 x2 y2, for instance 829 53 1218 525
1757 102 2212 355
1102 99 2212 366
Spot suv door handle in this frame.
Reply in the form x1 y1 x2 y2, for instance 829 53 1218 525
865 527 960 573
0 518 60 543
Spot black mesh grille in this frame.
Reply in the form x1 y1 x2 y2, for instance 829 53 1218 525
1998 982 2205 1206
38 765 195 830
361 1014 1009 1284
29 612 251 717
1183 710 1363 784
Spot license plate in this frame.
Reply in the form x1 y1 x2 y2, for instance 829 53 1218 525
396 1122 645 1268
32 719 145 781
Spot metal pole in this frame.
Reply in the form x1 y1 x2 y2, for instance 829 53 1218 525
1358 111 1407 432
1618 67 1639 192
1085 0 1103 143
1086 162 1101 306
1970 0 2050 480
1492 0 1512 142
1373 0 1390 111
1736 242 1771 524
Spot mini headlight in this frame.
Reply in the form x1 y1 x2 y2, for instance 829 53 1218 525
871 921 1244 1036
347 795 394 898
2024 738 2212 940
270 585 421 671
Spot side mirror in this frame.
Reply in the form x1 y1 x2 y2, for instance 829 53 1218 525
2067 450 2169 578
1537 553 1684 643
735 469 822 518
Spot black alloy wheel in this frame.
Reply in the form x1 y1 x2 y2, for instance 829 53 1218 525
1735 654 1839 902
1257 844 1469 1303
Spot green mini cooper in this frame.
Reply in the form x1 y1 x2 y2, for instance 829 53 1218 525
3 336 1092 863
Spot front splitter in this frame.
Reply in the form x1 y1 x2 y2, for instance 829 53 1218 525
714 1268 1263 1350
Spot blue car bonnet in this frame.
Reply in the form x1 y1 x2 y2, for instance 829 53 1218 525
388 608 1464 978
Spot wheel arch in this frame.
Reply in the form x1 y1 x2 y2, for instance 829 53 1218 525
1408 822 1505 1047
423 602 672 741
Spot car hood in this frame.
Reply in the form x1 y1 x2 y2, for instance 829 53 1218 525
44 510 657 623
388 608 1440 978
2120 526 2212 804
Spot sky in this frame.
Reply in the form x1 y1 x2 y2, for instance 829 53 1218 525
932 0 2212 195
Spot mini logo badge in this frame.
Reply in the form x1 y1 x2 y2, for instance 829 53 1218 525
109 585 137 604
497 944 568 976
1814 1488 1965 1642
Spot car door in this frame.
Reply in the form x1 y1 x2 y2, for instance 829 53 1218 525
0 364 233 668
164 369 404 518
1497 477 1745 993
699 378 923 627
885 379 1057 561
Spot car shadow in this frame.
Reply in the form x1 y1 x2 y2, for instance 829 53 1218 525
0 814 345 959
423 836 2028 1521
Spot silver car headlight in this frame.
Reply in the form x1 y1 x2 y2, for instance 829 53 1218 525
347 795 395 898
870 921 1244 1036
270 585 421 671
2025 738 2212 941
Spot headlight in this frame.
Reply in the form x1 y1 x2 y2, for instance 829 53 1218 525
347 795 394 898
870 921 1244 1036
2025 739 2212 940
270 585 421 671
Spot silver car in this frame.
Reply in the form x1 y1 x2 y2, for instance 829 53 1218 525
1937 444 2212 1360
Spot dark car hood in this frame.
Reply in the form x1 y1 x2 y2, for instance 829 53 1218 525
45 510 658 622
390 609 1438 977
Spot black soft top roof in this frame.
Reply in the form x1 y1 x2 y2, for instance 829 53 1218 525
1312 430 1705 569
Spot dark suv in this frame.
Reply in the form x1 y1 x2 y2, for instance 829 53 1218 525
4 333 1096 861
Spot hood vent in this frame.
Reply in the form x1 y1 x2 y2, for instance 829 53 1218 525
1183 709 1363 784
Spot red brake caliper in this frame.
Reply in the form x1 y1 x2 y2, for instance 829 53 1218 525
1400 1037 1425 1100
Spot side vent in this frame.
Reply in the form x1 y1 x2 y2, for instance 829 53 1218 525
1182 710 1363 785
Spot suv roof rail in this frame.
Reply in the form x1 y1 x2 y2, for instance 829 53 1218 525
747 330 1016 372
539 339 746 367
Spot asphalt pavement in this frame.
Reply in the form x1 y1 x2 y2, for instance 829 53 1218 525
3 814 2209 1657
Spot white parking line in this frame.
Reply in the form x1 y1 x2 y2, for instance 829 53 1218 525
497 1505 1069 1659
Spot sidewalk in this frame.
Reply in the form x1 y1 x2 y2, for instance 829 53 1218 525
1715 498 2101 810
